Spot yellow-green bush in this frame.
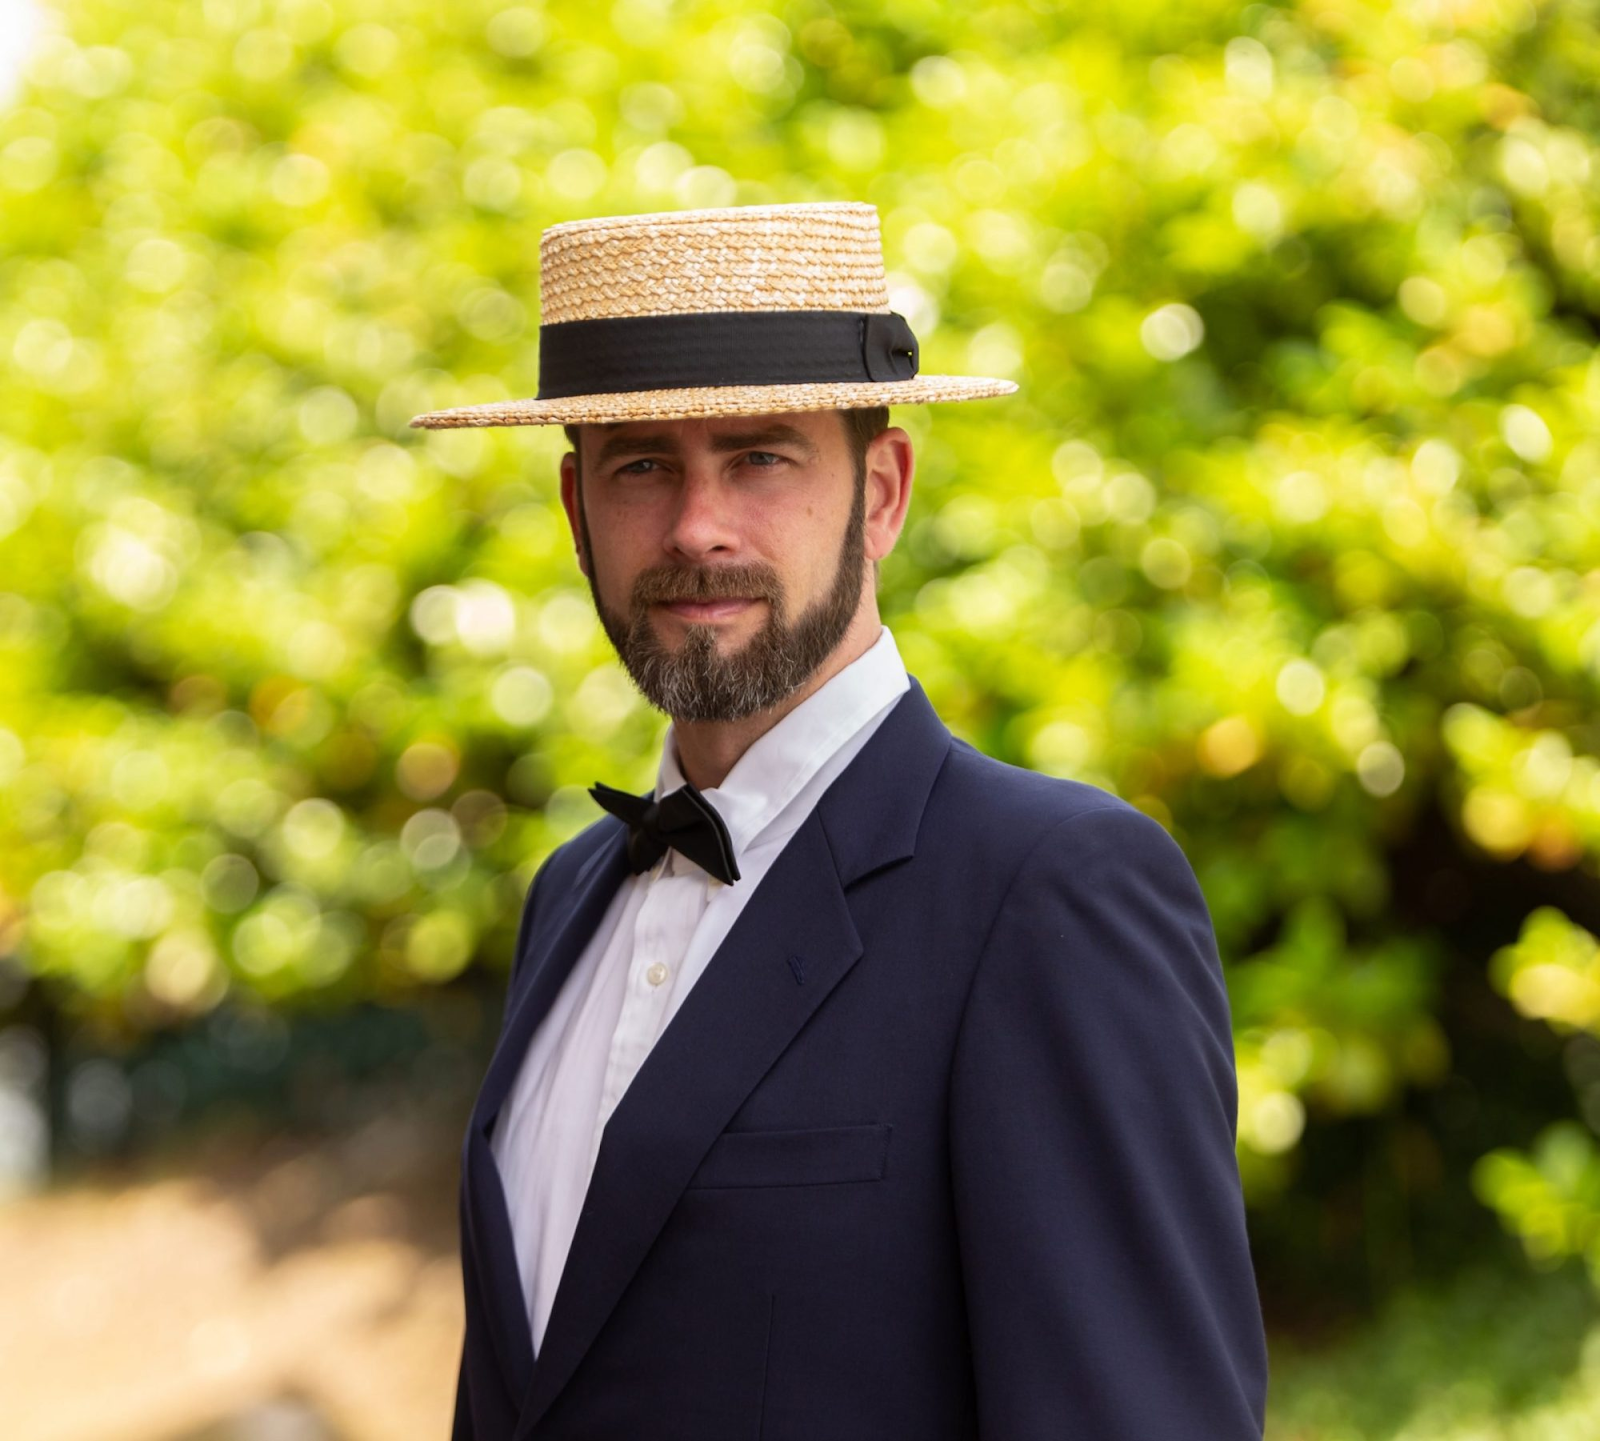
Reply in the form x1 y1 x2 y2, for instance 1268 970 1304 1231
7 0 1600 1298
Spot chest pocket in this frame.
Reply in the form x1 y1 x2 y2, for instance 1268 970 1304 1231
686 1122 893 1189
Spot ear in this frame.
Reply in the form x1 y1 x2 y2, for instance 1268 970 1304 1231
862 427 914 563
558 449 591 579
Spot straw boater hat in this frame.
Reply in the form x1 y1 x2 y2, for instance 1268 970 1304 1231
408 200 1017 428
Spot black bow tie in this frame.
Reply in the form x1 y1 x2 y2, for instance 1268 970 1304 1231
588 780 741 886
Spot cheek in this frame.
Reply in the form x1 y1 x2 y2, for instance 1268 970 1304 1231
772 513 844 593
581 525 641 606
587 503 656 567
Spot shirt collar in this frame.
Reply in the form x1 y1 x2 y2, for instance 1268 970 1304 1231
654 624 909 863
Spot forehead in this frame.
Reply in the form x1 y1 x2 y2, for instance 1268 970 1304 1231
574 410 846 460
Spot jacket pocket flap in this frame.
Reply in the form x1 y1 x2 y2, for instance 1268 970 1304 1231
687 1122 892 1189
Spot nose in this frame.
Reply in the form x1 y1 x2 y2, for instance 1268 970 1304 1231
663 460 740 563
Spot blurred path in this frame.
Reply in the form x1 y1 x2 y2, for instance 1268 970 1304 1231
0 1112 464 1441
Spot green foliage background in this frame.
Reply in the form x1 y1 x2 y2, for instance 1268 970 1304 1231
9 0 1600 1335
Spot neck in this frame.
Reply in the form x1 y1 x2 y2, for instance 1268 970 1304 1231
669 604 883 791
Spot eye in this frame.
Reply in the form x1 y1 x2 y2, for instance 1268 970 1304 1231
741 451 785 468
615 457 663 475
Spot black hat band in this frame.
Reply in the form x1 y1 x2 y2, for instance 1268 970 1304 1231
535 309 919 400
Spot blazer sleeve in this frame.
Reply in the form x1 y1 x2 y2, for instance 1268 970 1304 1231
948 803 1269 1440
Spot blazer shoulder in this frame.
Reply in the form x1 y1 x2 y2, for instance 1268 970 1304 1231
534 813 622 893
908 738 1180 932
928 738 1204 915
505 814 622 985
938 735 1152 846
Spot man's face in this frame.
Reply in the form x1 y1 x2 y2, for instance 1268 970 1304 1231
559 410 875 723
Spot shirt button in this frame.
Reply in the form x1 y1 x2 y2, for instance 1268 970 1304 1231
646 962 669 987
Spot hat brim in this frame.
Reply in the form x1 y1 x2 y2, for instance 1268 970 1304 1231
408 375 1017 428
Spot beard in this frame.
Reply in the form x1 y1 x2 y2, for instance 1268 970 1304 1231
578 470 867 723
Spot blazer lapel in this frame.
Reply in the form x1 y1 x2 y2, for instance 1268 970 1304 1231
462 824 633 1406
512 676 953 1438
473 828 633 1143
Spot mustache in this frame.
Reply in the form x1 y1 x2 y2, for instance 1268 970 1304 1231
631 564 781 606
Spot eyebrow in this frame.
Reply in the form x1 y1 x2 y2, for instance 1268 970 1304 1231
592 423 820 468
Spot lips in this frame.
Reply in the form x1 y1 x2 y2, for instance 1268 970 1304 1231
658 598 759 620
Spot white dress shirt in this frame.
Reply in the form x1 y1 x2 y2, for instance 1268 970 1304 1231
490 623 911 1357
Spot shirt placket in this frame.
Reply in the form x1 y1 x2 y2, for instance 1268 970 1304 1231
590 851 708 1157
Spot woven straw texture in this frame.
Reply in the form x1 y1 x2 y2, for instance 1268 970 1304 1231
409 201 1018 428
538 202 891 323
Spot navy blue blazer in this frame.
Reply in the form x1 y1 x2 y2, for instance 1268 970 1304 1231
454 676 1269 1440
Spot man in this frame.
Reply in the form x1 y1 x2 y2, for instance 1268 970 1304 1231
412 202 1269 1440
